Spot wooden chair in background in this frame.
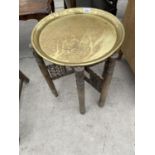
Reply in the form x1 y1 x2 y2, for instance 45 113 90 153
19 0 57 97
19 0 55 21
64 0 118 15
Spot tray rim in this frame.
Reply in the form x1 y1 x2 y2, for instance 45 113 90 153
31 8 125 66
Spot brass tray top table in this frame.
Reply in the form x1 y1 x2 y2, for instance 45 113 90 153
31 8 125 114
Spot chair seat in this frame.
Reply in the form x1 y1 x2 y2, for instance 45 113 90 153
19 0 52 16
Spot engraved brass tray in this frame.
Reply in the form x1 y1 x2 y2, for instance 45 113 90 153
31 8 125 66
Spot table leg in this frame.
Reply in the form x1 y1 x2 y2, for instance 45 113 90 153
98 58 115 107
33 52 58 97
75 67 85 114
117 50 123 60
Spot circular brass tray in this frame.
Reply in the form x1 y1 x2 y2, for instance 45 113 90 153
31 8 125 66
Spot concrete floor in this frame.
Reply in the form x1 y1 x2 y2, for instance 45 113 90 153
19 0 135 155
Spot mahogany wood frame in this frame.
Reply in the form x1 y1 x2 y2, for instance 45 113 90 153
32 51 116 114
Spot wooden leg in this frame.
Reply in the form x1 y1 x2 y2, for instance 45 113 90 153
19 79 24 99
19 70 29 83
64 0 67 9
19 70 30 99
51 0 55 12
75 67 86 114
117 50 123 60
33 52 58 97
98 58 115 107
70 0 76 7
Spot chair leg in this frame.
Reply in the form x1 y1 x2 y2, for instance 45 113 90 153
33 52 58 97
19 70 29 83
70 0 76 7
51 0 55 12
64 0 67 9
98 58 115 107
75 67 86 114
19 70 30 99
19 79 23 99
